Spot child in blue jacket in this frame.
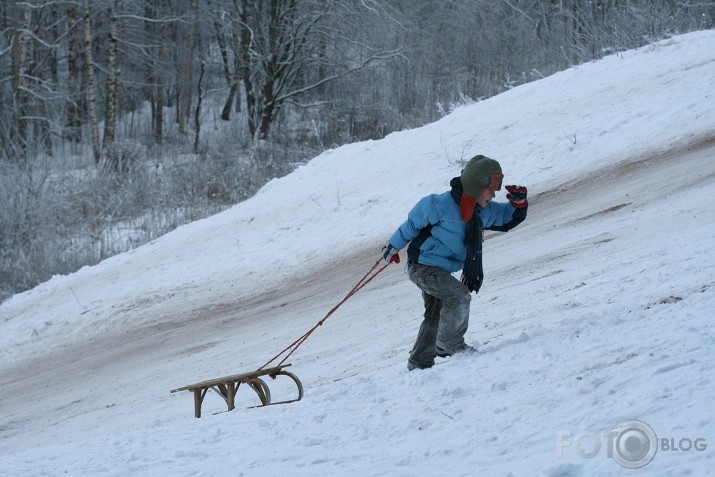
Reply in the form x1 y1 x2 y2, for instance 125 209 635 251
382 155 528 370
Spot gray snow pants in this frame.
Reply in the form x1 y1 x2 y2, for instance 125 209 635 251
407 262 471 369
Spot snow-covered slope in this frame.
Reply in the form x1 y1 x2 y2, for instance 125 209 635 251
1 31 714 476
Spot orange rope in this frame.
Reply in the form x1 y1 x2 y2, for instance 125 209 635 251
256 258 390 372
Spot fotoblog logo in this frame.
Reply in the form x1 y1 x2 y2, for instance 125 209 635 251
556 420 708 469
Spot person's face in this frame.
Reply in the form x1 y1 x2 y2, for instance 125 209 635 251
476 188 495 208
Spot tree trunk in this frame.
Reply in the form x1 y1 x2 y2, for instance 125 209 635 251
145 0 165 144
257 0 279 140
258 94 276 140
103 0 119 149
10 0 30 160
83 0 101 163
178 0 197 135
32 15 53 156
66 2 82 143
215 17 236 121
155 27 165 144
232 11 242 114
194 60 205 153
221 82 238 121
238 2 257 137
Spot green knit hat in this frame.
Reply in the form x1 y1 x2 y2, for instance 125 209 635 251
459 155 503 221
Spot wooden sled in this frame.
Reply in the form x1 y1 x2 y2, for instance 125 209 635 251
170 364 303 418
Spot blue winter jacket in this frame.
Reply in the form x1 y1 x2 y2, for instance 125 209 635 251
389 187 524 273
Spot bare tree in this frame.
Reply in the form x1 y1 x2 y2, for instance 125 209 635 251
211 3 240 121
234 0 404 140
194 59 205 153
83 0 101 162
103 0 120 150
10 0 31 161
66 2 83 144
176 0 197 135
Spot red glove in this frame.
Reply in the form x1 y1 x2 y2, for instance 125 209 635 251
381 243 400 264
506 185 528 209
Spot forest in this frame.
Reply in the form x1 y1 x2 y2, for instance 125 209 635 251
1 0 713 300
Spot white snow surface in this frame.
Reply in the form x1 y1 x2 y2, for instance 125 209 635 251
2 31 715 476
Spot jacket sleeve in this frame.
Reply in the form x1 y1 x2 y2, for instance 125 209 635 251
389 195 441 250
481 201 527 232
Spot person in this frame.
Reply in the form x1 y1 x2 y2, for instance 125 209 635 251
381 155 528 371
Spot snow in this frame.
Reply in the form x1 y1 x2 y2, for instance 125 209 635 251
2 30 715 476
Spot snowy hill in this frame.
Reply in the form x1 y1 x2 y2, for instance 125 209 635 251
1 30 715 476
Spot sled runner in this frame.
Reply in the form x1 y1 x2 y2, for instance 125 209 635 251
170 364 303 418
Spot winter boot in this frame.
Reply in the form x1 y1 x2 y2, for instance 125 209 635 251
435 343 478 358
